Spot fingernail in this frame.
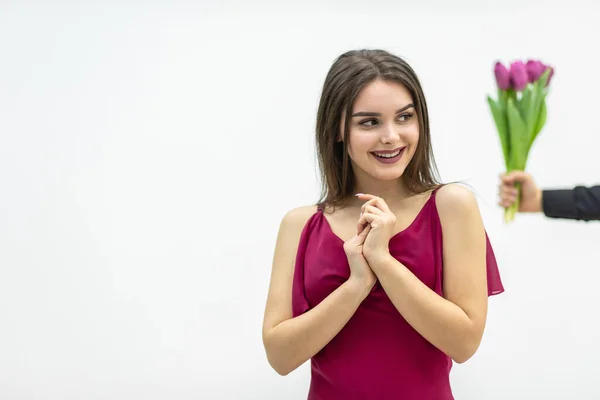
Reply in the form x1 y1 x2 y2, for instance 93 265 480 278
355 193 364 196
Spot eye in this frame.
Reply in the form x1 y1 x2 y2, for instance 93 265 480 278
359 119 379 127
397 112 414 122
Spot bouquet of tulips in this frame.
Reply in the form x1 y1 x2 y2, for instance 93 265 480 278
487 59 554 223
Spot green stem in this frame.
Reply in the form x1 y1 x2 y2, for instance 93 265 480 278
504 182 521 223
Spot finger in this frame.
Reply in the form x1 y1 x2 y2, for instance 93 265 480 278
358 195 377 212
499 194 517 206
355 193 376 200
358 217 372 239
360 199 373 215
357 211 378 230
501 171 529 185
363 204 384 216
357 218 368 235
360 211 378 225
500 197 517 205
357 212 365 233
357 208 367 234
357 214 367 233
499 185 518 197
367 197 392 214
500 199 515 208
358 194 391 214
500 190 518 200
357 224 371 242
501 182 519 193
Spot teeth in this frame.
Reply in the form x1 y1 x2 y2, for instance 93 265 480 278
374 150 401 158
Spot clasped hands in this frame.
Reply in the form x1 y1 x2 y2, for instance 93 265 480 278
343 194 396 289
355 193 396 261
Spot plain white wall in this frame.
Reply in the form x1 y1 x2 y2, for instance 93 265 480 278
1 1 599 399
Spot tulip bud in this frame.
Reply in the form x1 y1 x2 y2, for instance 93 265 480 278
526 60 546 83
509 61 529 91
494 62 511 90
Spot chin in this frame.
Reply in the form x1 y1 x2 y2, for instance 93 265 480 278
351 156 411 182
367 165 407 181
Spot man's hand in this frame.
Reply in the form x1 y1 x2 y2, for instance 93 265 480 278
499 171 543 213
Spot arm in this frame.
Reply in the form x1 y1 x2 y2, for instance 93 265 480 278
364 185 488 363
262 206 371 376
499 171 600 221
542 185 600 221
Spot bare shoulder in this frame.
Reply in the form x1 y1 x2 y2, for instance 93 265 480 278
280 205 319 230
275 204 320 255
273 204 320 272
279 205 317 236
435 183 481 221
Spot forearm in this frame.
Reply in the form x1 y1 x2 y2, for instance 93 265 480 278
371 255 481 363
542 185 600 221
264 278 369 375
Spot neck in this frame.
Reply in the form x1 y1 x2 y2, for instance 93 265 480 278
353 177 413 206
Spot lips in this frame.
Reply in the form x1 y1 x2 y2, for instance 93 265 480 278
371 146 405 159
368 146 406 165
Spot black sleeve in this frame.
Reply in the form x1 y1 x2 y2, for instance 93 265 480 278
542 185 600 221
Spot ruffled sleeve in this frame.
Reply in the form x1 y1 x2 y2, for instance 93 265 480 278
291 211 320 317
485 232 504 296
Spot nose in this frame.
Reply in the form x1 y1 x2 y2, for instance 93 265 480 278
380 122 398 144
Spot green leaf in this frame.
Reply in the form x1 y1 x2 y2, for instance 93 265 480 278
537 68 550 89
523 69 551 154
518 85 533 132
528 69 550 135
530 97 547 148
487 95 509 169
506 97 529 170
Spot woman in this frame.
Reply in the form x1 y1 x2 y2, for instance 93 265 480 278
262 49 504 400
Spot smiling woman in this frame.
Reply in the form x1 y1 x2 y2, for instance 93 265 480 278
261 49 504 400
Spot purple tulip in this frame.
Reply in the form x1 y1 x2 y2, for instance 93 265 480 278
494 62 511 90
509 61 529 91
526 60 546 83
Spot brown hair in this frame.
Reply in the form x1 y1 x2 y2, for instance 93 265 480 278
315 49 441 209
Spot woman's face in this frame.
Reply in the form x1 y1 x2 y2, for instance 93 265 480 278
341 79 420 183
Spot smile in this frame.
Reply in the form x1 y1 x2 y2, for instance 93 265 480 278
374 149 401 158
370 147 406 164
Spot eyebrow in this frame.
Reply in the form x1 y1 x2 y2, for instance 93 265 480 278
351 103 415 117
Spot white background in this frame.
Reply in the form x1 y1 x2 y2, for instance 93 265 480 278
1 1 599 399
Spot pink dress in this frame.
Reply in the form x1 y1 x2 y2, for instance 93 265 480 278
292 188 504 399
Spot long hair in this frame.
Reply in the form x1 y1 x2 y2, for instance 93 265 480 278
315 49 441 209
